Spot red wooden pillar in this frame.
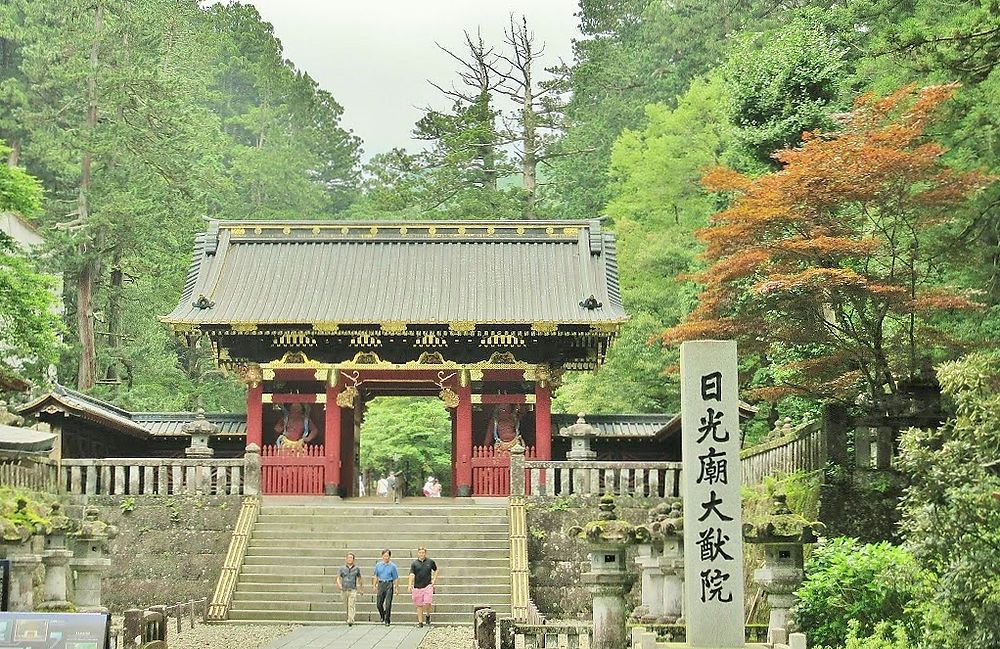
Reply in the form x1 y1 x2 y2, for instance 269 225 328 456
534 380 552 495
456 370 473 497
325 372 342 496
535 381 552 460
451 413 458 497
246 379 263 449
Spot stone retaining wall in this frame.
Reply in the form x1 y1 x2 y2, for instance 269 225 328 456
526 495 667 618
67 495 241 613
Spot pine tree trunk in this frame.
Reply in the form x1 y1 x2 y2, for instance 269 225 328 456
76 2 103 391
6 139 20 167
105 258 123 382
521 85 537 218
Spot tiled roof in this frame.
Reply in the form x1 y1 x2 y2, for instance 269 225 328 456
553 413 674 439
163 220 627 328
16 386 245 438
132 412 247 437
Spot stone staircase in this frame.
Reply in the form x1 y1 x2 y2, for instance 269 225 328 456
227 497 512 625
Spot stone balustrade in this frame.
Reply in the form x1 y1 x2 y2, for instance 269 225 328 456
521 461 682 498
60 457 251 496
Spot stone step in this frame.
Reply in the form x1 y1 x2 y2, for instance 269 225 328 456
227 605 508 624
257 507 507 517
239 565 508 578
250 534 510 554
232 592 509 604
252 527 510 536
240 559 508 572
230 599 509 612
236 575 510 589
257 516 510 532
247 542 510 566
237 567 510 590
228 501 510 625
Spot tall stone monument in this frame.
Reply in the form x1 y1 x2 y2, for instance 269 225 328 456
680 341 745 648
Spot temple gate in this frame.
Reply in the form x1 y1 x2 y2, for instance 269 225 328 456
163 220 626 496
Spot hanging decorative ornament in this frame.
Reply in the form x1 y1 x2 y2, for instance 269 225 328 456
438 388 460 409
337 385 359 409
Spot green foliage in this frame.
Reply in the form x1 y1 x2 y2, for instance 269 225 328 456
896 350 1000 649
359 397 452 496
0 141 42 214
119 496 136 514
792 538 932 649
0 488 54 532
723 14 846 169
843 620 915 649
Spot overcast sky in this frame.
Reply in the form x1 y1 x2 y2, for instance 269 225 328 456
232 1 582 160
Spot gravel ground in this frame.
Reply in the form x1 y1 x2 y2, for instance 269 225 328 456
157 624 297 649
418 625 473 648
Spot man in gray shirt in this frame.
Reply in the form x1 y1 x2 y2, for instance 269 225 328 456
337 552 363 626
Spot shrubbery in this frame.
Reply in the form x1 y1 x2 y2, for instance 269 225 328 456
791 537 931 649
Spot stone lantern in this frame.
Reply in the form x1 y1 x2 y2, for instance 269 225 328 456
569 494 644 649
0 498 43 611
649 500 684 623
40 502 77 610
183 408 219 458
560 414 598 493
69 506 119 613
744 494 823 642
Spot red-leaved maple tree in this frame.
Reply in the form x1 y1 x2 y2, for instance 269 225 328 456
664 84 994 403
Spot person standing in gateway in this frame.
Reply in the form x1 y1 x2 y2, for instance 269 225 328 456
408 546 438 627
372 549 399 626
336 553 363 626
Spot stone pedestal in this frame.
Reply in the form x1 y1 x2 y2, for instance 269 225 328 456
8 552 41 611
40 503 76 610
659 536 684 623
0 517 39 612
583 570 631 649
633 544 663 623
69 507 118 613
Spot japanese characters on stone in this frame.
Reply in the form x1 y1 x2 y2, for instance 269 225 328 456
681 341 745 648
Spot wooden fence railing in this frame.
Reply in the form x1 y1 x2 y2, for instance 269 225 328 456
521 461 683 498
59 458 249 496
0 457 58 492
207 496 260 621
472 445 537 497
740 420 826 485
112 598 207 648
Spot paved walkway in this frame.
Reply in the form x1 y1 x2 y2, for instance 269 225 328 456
262 624 428 649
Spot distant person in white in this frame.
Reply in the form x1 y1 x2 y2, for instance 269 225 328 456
376 475 389 498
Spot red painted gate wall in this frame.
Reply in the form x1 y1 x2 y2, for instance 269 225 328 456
261 444 326 495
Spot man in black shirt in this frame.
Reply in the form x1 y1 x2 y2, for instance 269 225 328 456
407 546 438 627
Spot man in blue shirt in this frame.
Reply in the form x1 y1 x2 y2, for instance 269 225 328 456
372 549 399 625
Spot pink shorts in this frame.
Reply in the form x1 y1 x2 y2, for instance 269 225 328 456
411 585 434 606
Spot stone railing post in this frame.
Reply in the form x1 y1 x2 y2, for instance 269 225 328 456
509 442 525 497
40 503 76 610
69 506 119 613
474 606 498 649
123 608 143 649
244 444 261 496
